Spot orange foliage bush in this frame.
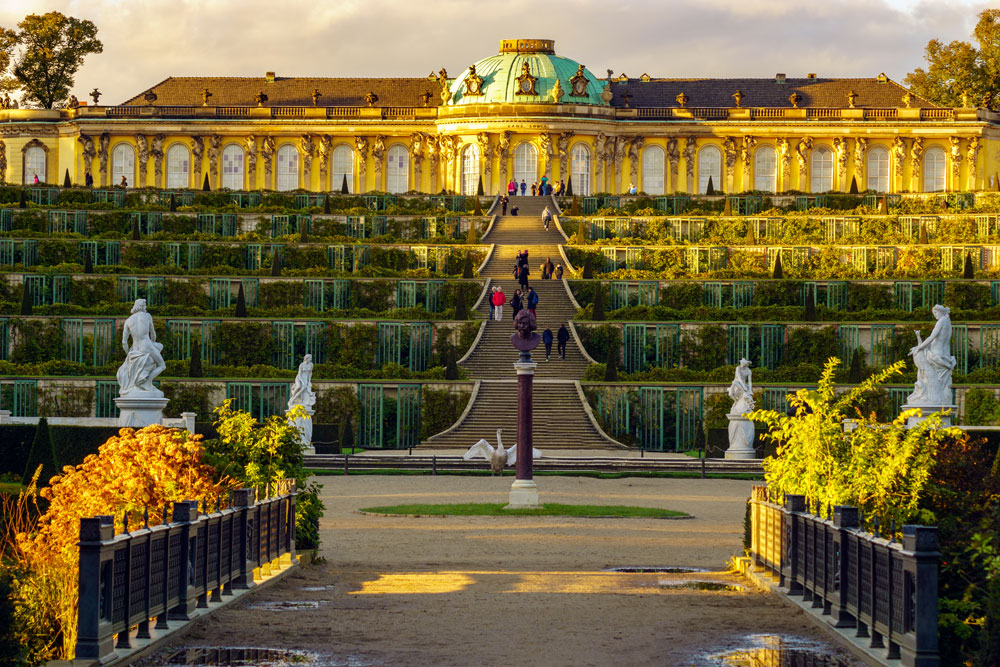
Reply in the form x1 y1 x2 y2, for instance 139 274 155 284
13 425 231 660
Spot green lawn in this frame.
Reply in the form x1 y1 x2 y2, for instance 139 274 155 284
359 503 690 518
308 468 761 481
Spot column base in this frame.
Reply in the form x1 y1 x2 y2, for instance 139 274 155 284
505 479 539 509
115 395 169 428
900 404 956 428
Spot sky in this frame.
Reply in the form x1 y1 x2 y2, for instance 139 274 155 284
0 0 992 105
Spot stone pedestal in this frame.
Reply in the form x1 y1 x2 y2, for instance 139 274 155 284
901 404 956 428
507 357 540 509
725 413 757 460
288 407 316 455
115 395 168 428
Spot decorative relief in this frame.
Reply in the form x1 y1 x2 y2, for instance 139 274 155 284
569 64 589 97
514 62 538 96
950 136 962 184
777 138 791 189
967 137 980 189
191 136 204 185
796 137 813 186
557 131 573 182
666 137 680 192
892 137 906 183
628 137 644 184
909 137 924 191
497 131 511 183
539 133 553 177
684 137 697 193
136 134 149 186
853 137 867 185
426 135 439 190
209 135 222 186
78 134 96 181
723 137 738 191
613 135 628 183
245 135 257 186
594 132 606 181
151 134 164 187
355 136 369 180
463 65 484 96
372 135 385 189
411 132 424 186
98 132 110 186
740 136 756 170
317 135 332 185
477 132 493 178
834 137 849 188
299 134 314 187
261 136 275 187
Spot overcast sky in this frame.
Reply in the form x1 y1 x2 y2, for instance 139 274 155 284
0 0 991 104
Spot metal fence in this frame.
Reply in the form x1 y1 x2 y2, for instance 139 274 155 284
75 482 297 663
749 486 939 667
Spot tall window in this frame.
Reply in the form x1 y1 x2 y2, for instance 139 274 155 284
571 143 591 195
276 145 299 191
332 145 354 192
24 146 45 184
222 144 244 190
867 146 889 192
112 144 135 187
811 147 833 193
166 144 190 189
461 143 480 195
754 146 777 193
514 142 537 187
386 145 409 194
924 147 946 192
698 145 722 194
641 145 665 195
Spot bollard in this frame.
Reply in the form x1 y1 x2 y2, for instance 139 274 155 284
700 456 706 479
432 455 437 475
344 454 349 475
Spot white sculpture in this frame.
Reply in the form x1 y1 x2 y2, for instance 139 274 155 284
903 304 957 426
115 299 168 427
287 354 316 454
725 359 757 459
463 428 542 475
117 299 165 398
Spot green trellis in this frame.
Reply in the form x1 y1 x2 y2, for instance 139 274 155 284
871 324 896 367
894 282 914 312
636 386 703 451
61 319 84 364
209 278 231 309
426 280 444 312
304 280 326 312
728 324 750 365
225 382 289 421
838 325 859 365
952 324 969 375
0 319 8 360
304 321 326 363
760 324 785 369
166 320 192 360
358 384 384 447
93 319 115 367
982 325 1000 368
95 380 119 418
623 324 646 373
703 282 724 308
272 321 296 370
397 385 422 449
654 324 680 368
202 320 221 365
733 282 754 308
397 281 417 309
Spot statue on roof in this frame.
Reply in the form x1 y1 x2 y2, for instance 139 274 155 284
67 95 79 109
464 65 484 96
90 88 101 105
570 64 589 97
254 91 268 107
550 78 565 103
311 88 322 106
201 88 213 106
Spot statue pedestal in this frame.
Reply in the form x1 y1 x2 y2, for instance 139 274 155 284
506 356 540 509
900 404 956 428
288 407 316 455
725 413 757 460
115 395 168 428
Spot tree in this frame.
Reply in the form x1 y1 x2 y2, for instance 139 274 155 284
83 250 93 274
270 248 281 276
706 176 715 196
476 175 484 196
904 10 1000 109
848 348 864 384
131 219 140 241
462 252 474 278
202 173 210 191
20 282 32 315
582 254 593 279
466 219 478 244
604 341 618 381
454 287 468 320
23 417 57 485
62 169 71 188
592 282 606 321
965 252 976 279
565 178 573 197
9 12 103 109
189 338 203 377
444 345 459 380
341 174 349 194
772 252 784 279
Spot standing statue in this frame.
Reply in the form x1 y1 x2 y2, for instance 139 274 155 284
355 136 369 184
725 359 756 459
628 136 644 186
208 135 222 187
287 354 317 451
261 136 275 188
776 138 791 191
0 140 6 184
317 134 332 187
594 132 607 185
136 134 149 187
245 135 258 187
723 137 738 192
909 137 924 191
151 134 164 187
613 135 628 188
299 134 315 188
892 137 906 185
371 134 385 190
906 305 956 409
497 131 511 185
683 137 697 193
834 137 849 189
117 299 166 398
98 132 110 186
854 137 868 186
426 135 439 192
950 136 962 185
191 136 205 184
538 133 553 179
410 132 424 190
556 131 573 183
78 134 96 183
665 137 680 193
478 132 493 182
796 137 813 189
967 137 980 190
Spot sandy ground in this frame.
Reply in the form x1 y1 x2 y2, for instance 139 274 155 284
151 476 859 666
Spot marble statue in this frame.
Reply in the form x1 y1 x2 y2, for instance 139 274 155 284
906 305 956 409
463 427 541 475
117 299 166 397
287 354 317 452
725 359 757 459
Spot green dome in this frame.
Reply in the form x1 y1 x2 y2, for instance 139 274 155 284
448 39 606 106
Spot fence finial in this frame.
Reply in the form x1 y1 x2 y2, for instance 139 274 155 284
143 506 149 529
121 509 129 534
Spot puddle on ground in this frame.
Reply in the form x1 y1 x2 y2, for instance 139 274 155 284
301 585 336 591
247 600 322 611
139 647 378 667
605 566 709 573
657 580 745 592
696 634 864 666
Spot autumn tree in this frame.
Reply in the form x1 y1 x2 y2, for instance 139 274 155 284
7 12 103 109
905 9 1000 109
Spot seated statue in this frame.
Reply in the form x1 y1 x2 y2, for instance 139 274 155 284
907 304 956 406
288 354 317 410
116 299 165 397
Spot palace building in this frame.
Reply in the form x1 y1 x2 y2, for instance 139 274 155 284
2 38 997 196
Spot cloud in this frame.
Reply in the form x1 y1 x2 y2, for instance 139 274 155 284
0 0 990 103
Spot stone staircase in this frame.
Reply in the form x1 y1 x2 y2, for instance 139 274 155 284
424 196 623 450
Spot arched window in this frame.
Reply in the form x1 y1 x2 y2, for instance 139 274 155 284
571 143 591 196
332 145 354 192
112 144 135 187
461 144 480 196
698 145 722 194
924 147 946 192
221 144 244 190
514 143 537 187
23 146 46 185
754 146 777 193
811 147 833 193
641 145 665 195
386 145 409 194
867 146 889 192
276 145 299 191
166 144 190 189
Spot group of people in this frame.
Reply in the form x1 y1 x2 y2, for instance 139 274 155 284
506 175 567 197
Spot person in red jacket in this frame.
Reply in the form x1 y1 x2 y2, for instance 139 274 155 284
493 285 506 321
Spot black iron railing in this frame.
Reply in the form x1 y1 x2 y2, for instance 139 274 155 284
75 482 297 663
749 486 939 667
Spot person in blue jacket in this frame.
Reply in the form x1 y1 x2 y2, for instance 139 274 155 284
542 328 553 361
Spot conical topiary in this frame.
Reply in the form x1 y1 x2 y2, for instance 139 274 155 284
570 195 579 215
880 196 889 215
466 219 478 244
477 175 484 197
202 173 210 191
919 223 929 245
803 290 816 321
473 195 483 215
235 282 247 317
772 252 784 279
849 176 859 194
848 348 864 384
706 176 715 196
964 253 975 279
341 174 349 194
445 345 459 380
604 342 618 381
592 282 606 321
24 417 57 484
565 178 574 197
63 169 72 188
131 219 140 241
723 195 731 216
189 337 203 377
323 195 331 214
169 194 177 212
582 254 593 279
270 248 281 276
20 283 32 315
575 220 586 245
745 222 756 245
454 287 468 320
18 189 26 209
462 252 474 278
299 220 308 243
83 250 94 274
340 418 354 450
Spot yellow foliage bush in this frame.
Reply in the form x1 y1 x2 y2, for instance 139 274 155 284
11 425 230 660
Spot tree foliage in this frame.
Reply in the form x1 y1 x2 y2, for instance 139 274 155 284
904 9 1000 109
7 12 103 109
